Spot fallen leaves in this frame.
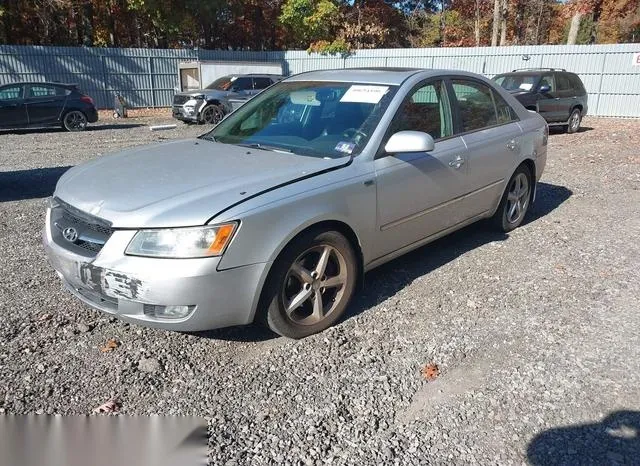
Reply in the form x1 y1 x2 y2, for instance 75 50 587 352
100 338 120 353
421 363 440 381
92 399 120 414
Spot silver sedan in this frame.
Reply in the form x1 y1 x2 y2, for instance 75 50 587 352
43 68 548 338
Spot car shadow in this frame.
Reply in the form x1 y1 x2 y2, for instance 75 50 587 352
527 410 640 465
199 181 572 342
0 123 144 135
549 125 593 135
0 166 72 202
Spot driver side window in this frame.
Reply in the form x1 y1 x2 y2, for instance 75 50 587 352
389 80 453 140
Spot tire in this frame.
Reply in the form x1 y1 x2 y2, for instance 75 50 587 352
200 104 224 125
566 108 581 134
492 164 533 232
62 110 88 132
260 229 358 339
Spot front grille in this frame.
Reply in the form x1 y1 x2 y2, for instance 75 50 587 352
173 94 190 105
51 198 114 257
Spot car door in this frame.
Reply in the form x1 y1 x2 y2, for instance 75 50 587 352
555 72 575 122
449 78 523 217
536 73 560 121
373 79 470 257
25 84 68 125
0 84 28 128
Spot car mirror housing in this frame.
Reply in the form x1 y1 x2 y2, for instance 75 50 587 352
539 85 550 93
385 131 435 154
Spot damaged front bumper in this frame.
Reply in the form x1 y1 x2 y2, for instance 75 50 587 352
42 205 268 331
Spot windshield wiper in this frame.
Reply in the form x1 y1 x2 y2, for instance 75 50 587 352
236 142 292 153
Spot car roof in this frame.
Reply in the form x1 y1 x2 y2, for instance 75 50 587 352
286 68 488 85
1 81 78 88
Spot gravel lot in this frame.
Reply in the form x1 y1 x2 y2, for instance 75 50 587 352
1 114 639 464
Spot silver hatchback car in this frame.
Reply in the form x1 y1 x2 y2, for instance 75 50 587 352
43 68 547 338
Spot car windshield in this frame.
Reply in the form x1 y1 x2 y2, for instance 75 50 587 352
206 76 235 91
201 81 398 158
493 74 539 91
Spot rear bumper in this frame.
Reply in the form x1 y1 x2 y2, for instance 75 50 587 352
86 107 99 123
42 206 268 331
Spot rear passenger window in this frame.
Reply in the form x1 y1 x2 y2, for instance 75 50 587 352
0 86 23 100
389 80 453 140
451 80 497 132
253 78 273 90
493 91 518 124
556 74 571 92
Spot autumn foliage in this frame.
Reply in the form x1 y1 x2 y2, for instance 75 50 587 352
0 0 637 51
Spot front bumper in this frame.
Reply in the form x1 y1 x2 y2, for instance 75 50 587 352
42 206 268 331
172 105 199 123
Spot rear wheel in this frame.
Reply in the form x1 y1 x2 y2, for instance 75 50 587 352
260 230 358 339
63 111 88 132
492 165 533 232
200 104 224 125
566 108 581 134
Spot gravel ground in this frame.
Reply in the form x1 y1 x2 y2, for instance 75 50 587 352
1 115 639 465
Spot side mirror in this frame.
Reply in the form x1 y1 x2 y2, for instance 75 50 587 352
538 85 550 93
384 131 435 154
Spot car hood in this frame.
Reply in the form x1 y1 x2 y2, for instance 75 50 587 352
54 139 348 228
176 89 226 98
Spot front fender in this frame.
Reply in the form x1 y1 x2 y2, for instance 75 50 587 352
216 163 377 271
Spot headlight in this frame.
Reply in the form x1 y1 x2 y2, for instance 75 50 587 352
125 223 237 258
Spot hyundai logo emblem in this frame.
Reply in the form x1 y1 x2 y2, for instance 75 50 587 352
62 227 78 243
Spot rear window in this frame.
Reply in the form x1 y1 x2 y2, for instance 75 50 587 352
27 84 70 98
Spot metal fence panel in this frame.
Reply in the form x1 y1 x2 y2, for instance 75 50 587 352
0 44 638 116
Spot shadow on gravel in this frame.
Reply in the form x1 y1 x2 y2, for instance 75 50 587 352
549 126 593 135
0 123 144 135
527 410 640 465
193 324 277 343
345 181 572 321
0 166 72 202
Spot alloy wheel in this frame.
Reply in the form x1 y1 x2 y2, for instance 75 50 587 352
570 111 580 132
64 111 87 131
202 106 223 124
505 172 530 224
281 245 348 326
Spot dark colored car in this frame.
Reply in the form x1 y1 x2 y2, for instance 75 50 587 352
172 74 282 124
0 82 99 132
492 68 588 133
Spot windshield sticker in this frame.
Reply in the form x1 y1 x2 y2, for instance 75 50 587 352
340 85 389 104
519 83 533 91
290 90 321 106
335 141 356 154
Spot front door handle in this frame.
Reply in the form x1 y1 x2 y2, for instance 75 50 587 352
448 155 465 169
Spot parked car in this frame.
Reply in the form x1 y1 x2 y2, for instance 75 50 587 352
492 68 587 133
0 82 98 131
172 73 282 124
44 68 547 338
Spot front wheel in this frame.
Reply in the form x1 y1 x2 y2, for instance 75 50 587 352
200 104 224 125
260 230 358 339
63 111 88 132
492 165 533 232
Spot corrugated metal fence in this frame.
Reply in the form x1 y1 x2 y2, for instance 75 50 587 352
1 44 638 117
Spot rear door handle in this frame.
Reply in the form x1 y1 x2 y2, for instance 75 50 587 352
448 155 465 169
